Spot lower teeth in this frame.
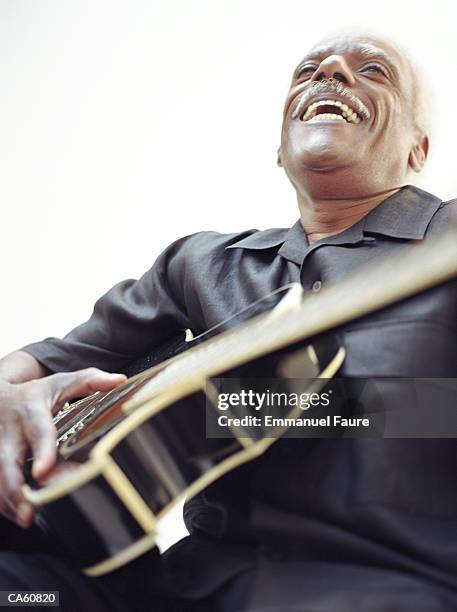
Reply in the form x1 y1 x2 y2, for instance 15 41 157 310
304 112 362 123
308 113 345 122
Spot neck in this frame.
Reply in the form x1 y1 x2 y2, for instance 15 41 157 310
298 186 401 243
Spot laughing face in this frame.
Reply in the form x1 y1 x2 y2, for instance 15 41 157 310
279 34 429 199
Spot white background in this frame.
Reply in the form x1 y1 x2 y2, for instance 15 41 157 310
1 0 456 548
1 0 456 355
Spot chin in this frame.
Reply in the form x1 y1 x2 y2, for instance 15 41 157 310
300 147 358 172
285 135 362 173
283 149 368 198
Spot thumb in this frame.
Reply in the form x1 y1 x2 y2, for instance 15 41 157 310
47 368 127 411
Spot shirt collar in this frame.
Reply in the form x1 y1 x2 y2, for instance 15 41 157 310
226 185 442 265
362 185 442 240
225 228 288 250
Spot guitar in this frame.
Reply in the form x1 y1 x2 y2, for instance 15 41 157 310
22 228 457 576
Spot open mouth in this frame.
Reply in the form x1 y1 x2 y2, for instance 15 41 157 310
302 99 361 124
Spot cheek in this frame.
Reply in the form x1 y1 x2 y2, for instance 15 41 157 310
282 85 305 118
281 120 299 152
373 94 406 134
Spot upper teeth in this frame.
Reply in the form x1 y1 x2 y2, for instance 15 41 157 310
302 99 361 124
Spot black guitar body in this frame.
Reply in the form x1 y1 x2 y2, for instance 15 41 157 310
31 327 338 575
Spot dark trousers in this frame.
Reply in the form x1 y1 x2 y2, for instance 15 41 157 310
0 516 174 612
0 519 251 612
3 517 457 612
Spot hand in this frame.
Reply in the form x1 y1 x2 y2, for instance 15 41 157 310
0 368 126 528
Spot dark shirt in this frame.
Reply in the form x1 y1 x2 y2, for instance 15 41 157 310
24 185 457 379
23 185 457 607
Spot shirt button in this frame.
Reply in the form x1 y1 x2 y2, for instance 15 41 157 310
312 280 322 293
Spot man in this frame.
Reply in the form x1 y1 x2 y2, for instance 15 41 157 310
1 31 457 610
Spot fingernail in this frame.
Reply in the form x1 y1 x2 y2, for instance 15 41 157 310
32 460 44 476
16 503 32 526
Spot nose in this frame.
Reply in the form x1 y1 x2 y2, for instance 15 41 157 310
311 55 356 86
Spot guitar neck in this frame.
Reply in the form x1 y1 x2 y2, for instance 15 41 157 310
275 228 457 349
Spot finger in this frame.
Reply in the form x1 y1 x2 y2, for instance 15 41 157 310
47 369 127 409
21 404 57 480
0 429 34 527
0 461 27 525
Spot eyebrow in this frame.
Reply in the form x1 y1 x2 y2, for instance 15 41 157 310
294 43 400 80
358 45 400 79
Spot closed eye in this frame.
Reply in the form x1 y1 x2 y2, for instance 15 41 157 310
295 65 318 80
360 63 389 78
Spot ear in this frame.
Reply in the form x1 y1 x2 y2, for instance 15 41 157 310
408 134 429 173
277 147 283 167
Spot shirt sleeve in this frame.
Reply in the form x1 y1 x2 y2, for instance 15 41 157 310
21 236 194 373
